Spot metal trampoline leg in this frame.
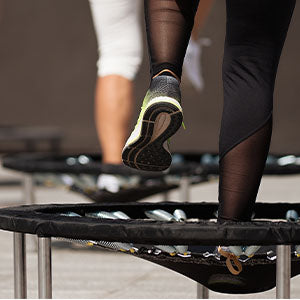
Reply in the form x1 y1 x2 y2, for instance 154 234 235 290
180 176 190 202
276 245 291 299
23 174 35 205
14 232 27 299
23 175 37 251
38 237 52 299
197 283 209 299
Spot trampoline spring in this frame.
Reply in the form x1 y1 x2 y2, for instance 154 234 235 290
85 211 117 219
35 174 64 188
286 210 300 256
213 211 218 219
78 175 97 189
277 155 297 166
55 237 136 253
154 245 177 256
86 211 136 252
60 212 82 217
65 157 77 166
111 211 131 220
244 246 261 257
286 209 299 222
174 245 189 254
61 174 86 190
55 237 95 247
61 174 74 186
173 209 187 221
145 209 177 221
77 155 91 165
94 240 136 253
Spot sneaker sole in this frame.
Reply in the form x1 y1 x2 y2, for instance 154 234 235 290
122 101 183 171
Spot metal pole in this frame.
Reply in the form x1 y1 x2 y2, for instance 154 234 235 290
14 232 27 299
180 176 190 202
23 174 35 205
38 237 52 299
197 283 209 299
276 245 291 299
23 174 37 251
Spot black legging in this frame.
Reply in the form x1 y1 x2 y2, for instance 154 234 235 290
144 0 296 221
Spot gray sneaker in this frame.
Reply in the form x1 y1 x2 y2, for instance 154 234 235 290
122 75 183 171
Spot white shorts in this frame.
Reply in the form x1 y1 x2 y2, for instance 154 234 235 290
89 0 143 80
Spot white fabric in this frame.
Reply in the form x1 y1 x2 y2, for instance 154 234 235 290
183 38 211 91
97 174 140 193
89 0 143 80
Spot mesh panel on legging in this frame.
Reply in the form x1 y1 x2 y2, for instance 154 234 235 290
144 0 200 79
218 0 295 222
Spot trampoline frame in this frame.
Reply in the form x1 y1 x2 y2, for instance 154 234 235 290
12 232 291 299
4 153 298 298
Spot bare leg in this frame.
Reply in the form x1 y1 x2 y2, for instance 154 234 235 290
95 75 134 164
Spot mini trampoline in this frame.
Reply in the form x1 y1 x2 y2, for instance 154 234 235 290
2 153 204 205
1 202 300 298
3 152 300 205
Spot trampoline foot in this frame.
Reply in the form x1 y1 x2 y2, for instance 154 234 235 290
38 237 52 299
14 232 27 299
197 283 209 299
276 245 291 299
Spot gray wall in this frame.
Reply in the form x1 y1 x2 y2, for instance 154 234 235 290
0 0 299 154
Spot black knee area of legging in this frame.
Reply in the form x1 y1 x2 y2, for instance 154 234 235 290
220 0 295 158
220 48 275 158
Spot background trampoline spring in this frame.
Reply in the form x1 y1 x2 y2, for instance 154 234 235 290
60 212 82 217
77 155 91 165
277 155 297 166
78 175 97 189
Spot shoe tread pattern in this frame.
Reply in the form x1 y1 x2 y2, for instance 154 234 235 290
122 102 183 171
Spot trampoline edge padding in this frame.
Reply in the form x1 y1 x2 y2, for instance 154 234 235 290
1 202 300 245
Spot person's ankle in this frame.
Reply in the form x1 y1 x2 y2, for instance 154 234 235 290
152 69 180 82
